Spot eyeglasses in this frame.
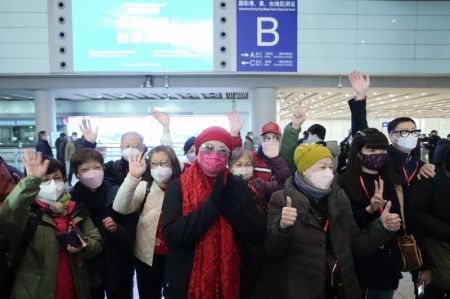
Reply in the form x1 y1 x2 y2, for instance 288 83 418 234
150 160 170 169
42 175 64 183
391 129 421 137
261 135 280 142
200 143 230 156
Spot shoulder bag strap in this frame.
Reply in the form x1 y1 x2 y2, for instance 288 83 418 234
394 184 407 232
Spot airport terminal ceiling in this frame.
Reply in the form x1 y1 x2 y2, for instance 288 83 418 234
1 75 450 122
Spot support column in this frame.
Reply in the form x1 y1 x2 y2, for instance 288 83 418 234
249 87 277 138
34 89 56 137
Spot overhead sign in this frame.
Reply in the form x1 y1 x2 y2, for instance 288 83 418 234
237 0 297 72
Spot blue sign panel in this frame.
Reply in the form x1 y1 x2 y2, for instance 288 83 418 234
237 0 297 72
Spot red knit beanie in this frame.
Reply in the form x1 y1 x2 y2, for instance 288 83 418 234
194 126 233 152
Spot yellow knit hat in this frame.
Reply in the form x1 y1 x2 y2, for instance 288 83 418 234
294 144 333 172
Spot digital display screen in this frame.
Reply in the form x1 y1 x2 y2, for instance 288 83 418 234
72 0 213 72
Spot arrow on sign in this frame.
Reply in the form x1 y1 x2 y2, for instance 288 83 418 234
241 61 250 65
240 53 249 57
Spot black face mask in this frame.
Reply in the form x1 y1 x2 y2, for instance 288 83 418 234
361 153 388 171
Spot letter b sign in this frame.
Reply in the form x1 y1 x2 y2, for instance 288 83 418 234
257 17 279 46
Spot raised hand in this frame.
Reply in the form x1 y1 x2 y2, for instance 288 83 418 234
291 104 308 130
349 70 370 100
227 111 244 136
128 152 147 179
379 201 402 232
22 149 50 179
262 139 280 159
366 178 387 214
102 217 118 234
280 196 297 229
79 118 98 143
153 109 170 127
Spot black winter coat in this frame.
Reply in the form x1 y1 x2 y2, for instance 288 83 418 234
162 174 266 299
339 172 403 290
71 180 136 292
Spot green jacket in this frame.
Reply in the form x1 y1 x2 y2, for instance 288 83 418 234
0 176 102 299
280 122 301 174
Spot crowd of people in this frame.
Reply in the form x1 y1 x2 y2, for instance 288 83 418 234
0 71 449 299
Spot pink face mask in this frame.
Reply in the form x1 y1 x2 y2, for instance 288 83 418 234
198 151 229 176
79 169 104 189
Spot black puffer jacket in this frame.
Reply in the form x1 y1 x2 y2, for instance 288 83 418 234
265 178 393 299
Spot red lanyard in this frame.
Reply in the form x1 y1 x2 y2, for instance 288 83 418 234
323 220 330 233
359 176 383 214
402 162 418 185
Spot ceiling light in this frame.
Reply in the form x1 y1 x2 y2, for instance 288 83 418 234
390 94 395 97
404 96 410 99
421 93 427 96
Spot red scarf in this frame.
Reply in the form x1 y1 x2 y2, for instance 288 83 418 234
181 161 241 299
35 199 77 299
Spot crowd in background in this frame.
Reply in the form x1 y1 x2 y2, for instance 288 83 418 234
0 71 449 299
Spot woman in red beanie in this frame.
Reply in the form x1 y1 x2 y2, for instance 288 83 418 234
162 126 266 299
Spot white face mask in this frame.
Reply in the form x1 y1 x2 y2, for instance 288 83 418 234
38 179 65 202
121 147 141 161
305 168 334 190
151 166 173 184
396 135 418 152
187 152 197 163
231 166 254 181
304 135 321 144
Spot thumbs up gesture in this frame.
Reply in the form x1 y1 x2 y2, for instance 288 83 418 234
280 196 298 229
379 201 402 232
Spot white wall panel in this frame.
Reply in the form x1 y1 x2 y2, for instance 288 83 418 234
0 0 49 74
357 1 416 15
416 31 450 45
299 0 357 14
357 29 415 44
0 58 50 73
299 14 357 29
416 45 450 59
0 13 48 27
299 44 356 58
299 29 357 44
358 44 415 59
0 28 49 43
0 44 48 58
0 0 47 13
357 15 416 30
417 1 450 15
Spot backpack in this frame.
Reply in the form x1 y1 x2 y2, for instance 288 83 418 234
0 157 16 203
0 203 43 298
